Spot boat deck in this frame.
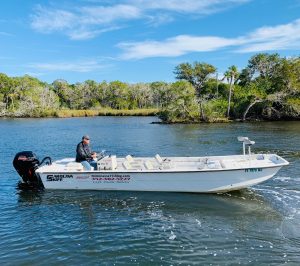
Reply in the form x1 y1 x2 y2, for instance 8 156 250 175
37 154 288 173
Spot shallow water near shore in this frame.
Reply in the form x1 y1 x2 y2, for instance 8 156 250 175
0 117 300 265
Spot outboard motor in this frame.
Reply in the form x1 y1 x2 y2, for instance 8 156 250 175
13 151 45 190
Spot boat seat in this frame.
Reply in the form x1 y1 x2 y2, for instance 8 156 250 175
198 161 206 170
206 160 222 169
125 155 134 163
155 154 163 164
219 160 226 168
256 154 265 160
66 162 84 171
125 155 143 169
198 158 224 169
111 155 118 170
154 154 172 170
144 160 154 170
98 155 118 170
123 160 132 170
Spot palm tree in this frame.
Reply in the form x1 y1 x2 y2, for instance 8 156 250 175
224 65 239 118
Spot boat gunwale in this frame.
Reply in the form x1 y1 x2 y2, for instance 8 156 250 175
36 154 289 175
36 162 287 175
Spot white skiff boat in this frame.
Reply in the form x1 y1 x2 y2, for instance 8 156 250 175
13 137 289 193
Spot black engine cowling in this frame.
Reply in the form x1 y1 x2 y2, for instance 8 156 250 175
13 151 44 189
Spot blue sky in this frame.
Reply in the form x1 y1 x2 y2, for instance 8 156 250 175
0 0 300 83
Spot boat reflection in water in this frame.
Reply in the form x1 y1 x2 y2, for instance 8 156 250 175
17 188 283 224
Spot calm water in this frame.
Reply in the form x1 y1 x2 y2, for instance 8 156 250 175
0 117 299 265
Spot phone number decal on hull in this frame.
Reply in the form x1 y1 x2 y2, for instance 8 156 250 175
91 174 131 183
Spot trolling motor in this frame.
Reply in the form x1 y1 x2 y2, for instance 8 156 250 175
13 151 51 190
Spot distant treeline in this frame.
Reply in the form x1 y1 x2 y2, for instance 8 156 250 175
0 53 299 122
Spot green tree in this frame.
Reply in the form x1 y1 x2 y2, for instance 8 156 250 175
52 79 72 108
174 62 216 121
237 54 283 120
150 81 171 108
0 73 16 111
128 83 153 109
159 81 198 122
106 81 130 109
241 83 266 121
174 62 216 95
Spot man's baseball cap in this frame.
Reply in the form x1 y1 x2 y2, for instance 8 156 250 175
82 135 90 140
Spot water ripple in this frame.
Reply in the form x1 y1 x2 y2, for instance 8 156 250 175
0 118 300 265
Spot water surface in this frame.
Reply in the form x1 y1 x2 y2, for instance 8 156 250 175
0 117 299 265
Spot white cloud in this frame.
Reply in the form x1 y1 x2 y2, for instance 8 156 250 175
31 6 76 32
237 18 300 52
68 26 123 40
24 72 45 77
30 4 141 40
146 13 174 27
119 35 240 59
30 0 250 40
28 59 108 72
80 4 141 24
131 0 250 14
118 18 300 59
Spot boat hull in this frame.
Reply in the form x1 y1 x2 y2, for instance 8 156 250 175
37 166 282 193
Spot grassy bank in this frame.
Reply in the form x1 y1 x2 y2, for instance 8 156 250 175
54 108 159 118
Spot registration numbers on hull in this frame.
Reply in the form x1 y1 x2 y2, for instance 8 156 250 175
245 168 262 173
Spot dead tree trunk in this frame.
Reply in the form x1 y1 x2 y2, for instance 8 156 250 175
199 98 207 122
242 99 262 121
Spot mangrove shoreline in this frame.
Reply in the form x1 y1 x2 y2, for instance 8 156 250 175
1 53 299 122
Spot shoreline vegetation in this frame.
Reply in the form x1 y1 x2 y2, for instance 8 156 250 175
55 108 158 118
0 108 158 118
0 53 299 122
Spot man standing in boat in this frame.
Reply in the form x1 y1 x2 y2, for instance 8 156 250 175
76 135 97 170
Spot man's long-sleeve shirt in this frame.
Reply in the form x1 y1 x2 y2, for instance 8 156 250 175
76 141 92 162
